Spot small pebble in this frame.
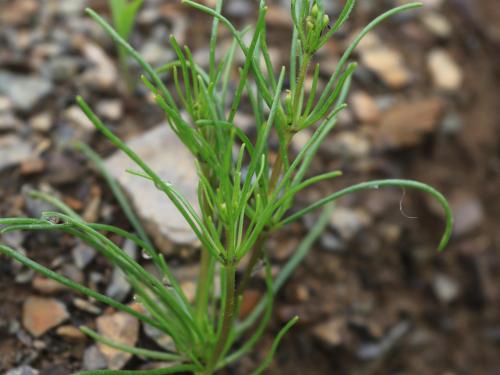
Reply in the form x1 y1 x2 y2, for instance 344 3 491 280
96 311 139 370
350 91 380 123
22 297 69 337
56 325 87 341
428 49 463 92
83 345 108 371
433 274 460 303
32 276 68 294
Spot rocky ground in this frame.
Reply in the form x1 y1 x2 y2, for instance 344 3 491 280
1 0 500 374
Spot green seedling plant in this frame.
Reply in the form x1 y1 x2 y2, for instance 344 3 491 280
0 1 453 374
109 0 144 92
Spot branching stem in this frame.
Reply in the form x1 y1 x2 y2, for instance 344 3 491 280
205 264 236 374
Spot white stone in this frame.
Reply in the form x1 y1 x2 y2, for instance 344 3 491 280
428 49 463 92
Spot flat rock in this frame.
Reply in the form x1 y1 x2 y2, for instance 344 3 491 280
428 49 463 92
105 124 200 252
0 72 52 112
0 134 34 172
369 98 444 149
22 297 69 337
96 311 139 370
4 366 39 375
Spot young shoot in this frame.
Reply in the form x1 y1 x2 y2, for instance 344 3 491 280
0 1 451 374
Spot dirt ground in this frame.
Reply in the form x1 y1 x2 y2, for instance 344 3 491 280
1 0 500 374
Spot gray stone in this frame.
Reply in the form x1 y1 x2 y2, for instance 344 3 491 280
105 239 137 302
357 321 410 360
320 232 345 252
323 132 371 160
440 111 463 135
42 56 81 82
140 41 175 67
143 323 176 352
4 366 39 375
0 135 33 172
72 241 96 269
63 105 95 140
57 0 86 16
1 231 25 248
0 72 52 112
83 345 107 371
226 0 252 16
0 112 20 130
451 192 484 236
330 207 371 241
105 124 200 252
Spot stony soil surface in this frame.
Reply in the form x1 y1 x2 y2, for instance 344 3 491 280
1 0 500 374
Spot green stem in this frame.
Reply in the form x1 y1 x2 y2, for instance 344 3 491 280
196 246 211 325
118 46 134 94
205 264 236 374
268 153 284 194
236 234 267 301
292 53 311 126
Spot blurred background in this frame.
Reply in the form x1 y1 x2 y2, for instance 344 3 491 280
1 0 499 374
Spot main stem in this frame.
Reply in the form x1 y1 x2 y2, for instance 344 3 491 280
196 172 214 329
235 51 311 307
195 247 211 324
204 264 236 374
202 51 312 374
